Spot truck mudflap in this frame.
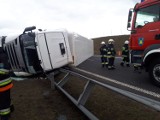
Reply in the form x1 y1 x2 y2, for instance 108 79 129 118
131 50 143 65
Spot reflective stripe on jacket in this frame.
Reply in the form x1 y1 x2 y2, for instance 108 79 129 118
0 69 9 74
102 55 107 57
0 69 13 92
107 44 116 57
0 108 11 116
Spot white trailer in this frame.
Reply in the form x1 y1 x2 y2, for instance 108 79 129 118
2 26 93 76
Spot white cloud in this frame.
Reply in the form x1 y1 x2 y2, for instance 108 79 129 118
0 0 139 38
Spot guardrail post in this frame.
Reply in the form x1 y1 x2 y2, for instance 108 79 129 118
47 72 55 90
78 80 95 106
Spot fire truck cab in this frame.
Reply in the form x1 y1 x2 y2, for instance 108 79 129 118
127 0 160 86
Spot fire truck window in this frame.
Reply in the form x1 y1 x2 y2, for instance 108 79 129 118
135 4 160 28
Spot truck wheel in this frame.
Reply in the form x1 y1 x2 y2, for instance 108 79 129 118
149 59 160 87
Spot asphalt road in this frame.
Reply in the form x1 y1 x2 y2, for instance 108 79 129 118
76 56 160 101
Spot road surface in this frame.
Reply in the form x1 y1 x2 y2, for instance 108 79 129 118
76 56 160 101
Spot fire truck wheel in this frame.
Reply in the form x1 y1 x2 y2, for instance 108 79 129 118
149 59 160 87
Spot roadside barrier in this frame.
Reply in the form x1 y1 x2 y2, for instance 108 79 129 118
47 68 160 120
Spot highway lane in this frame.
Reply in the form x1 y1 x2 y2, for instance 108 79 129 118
76 56 160 101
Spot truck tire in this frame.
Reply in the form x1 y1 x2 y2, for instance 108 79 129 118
149 58 160 87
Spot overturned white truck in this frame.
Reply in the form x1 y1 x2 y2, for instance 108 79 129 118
1 26 93 76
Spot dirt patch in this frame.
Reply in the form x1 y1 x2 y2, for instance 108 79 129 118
56 73 160 120
10 75 160 120
10 78 88 120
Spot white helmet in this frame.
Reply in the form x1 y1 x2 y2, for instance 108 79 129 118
124 40 129 44
101 41 105 45
108 39 114 44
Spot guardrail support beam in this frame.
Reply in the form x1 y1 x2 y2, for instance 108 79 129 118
57 72 70 87
78 81 95 106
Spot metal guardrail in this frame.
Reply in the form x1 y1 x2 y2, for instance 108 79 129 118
47 68 160 120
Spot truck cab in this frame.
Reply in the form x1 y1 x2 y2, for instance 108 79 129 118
128 0 160 65
3 30 43 76
2 26 93 77
127 0 160 86
3 26 72 76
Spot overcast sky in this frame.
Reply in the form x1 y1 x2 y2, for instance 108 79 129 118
0 0 140 38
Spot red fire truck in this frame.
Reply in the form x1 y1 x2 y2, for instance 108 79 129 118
127 0 160 86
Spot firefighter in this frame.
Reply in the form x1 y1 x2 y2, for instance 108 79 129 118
120 40 130 67
0 47 13 120
99 41 108 67
107 39 116 70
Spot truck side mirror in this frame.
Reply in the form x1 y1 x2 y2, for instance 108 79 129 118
127 22 131 28
23 26 36 34
127 9 133 30
128 11 132 22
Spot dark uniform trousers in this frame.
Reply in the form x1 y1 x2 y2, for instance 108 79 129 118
121 44 130 66
0 90 11 119
108 57 115 68
107 44 116 70
122 56 129 64
100 45 108 67
101 55 108 67
0 69 13 120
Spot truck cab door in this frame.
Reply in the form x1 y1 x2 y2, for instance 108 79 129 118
45 32 69 69
36 32 69 71
130 3 160 64
132 3 160 51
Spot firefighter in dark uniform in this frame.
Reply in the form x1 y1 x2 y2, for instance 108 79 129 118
0 46 13 120
107 39 116 70
120 40 130 67
99 41 108 67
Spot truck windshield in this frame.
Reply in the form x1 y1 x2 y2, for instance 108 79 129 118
135 4 160 28
20 33 42 73
21 33 35 47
